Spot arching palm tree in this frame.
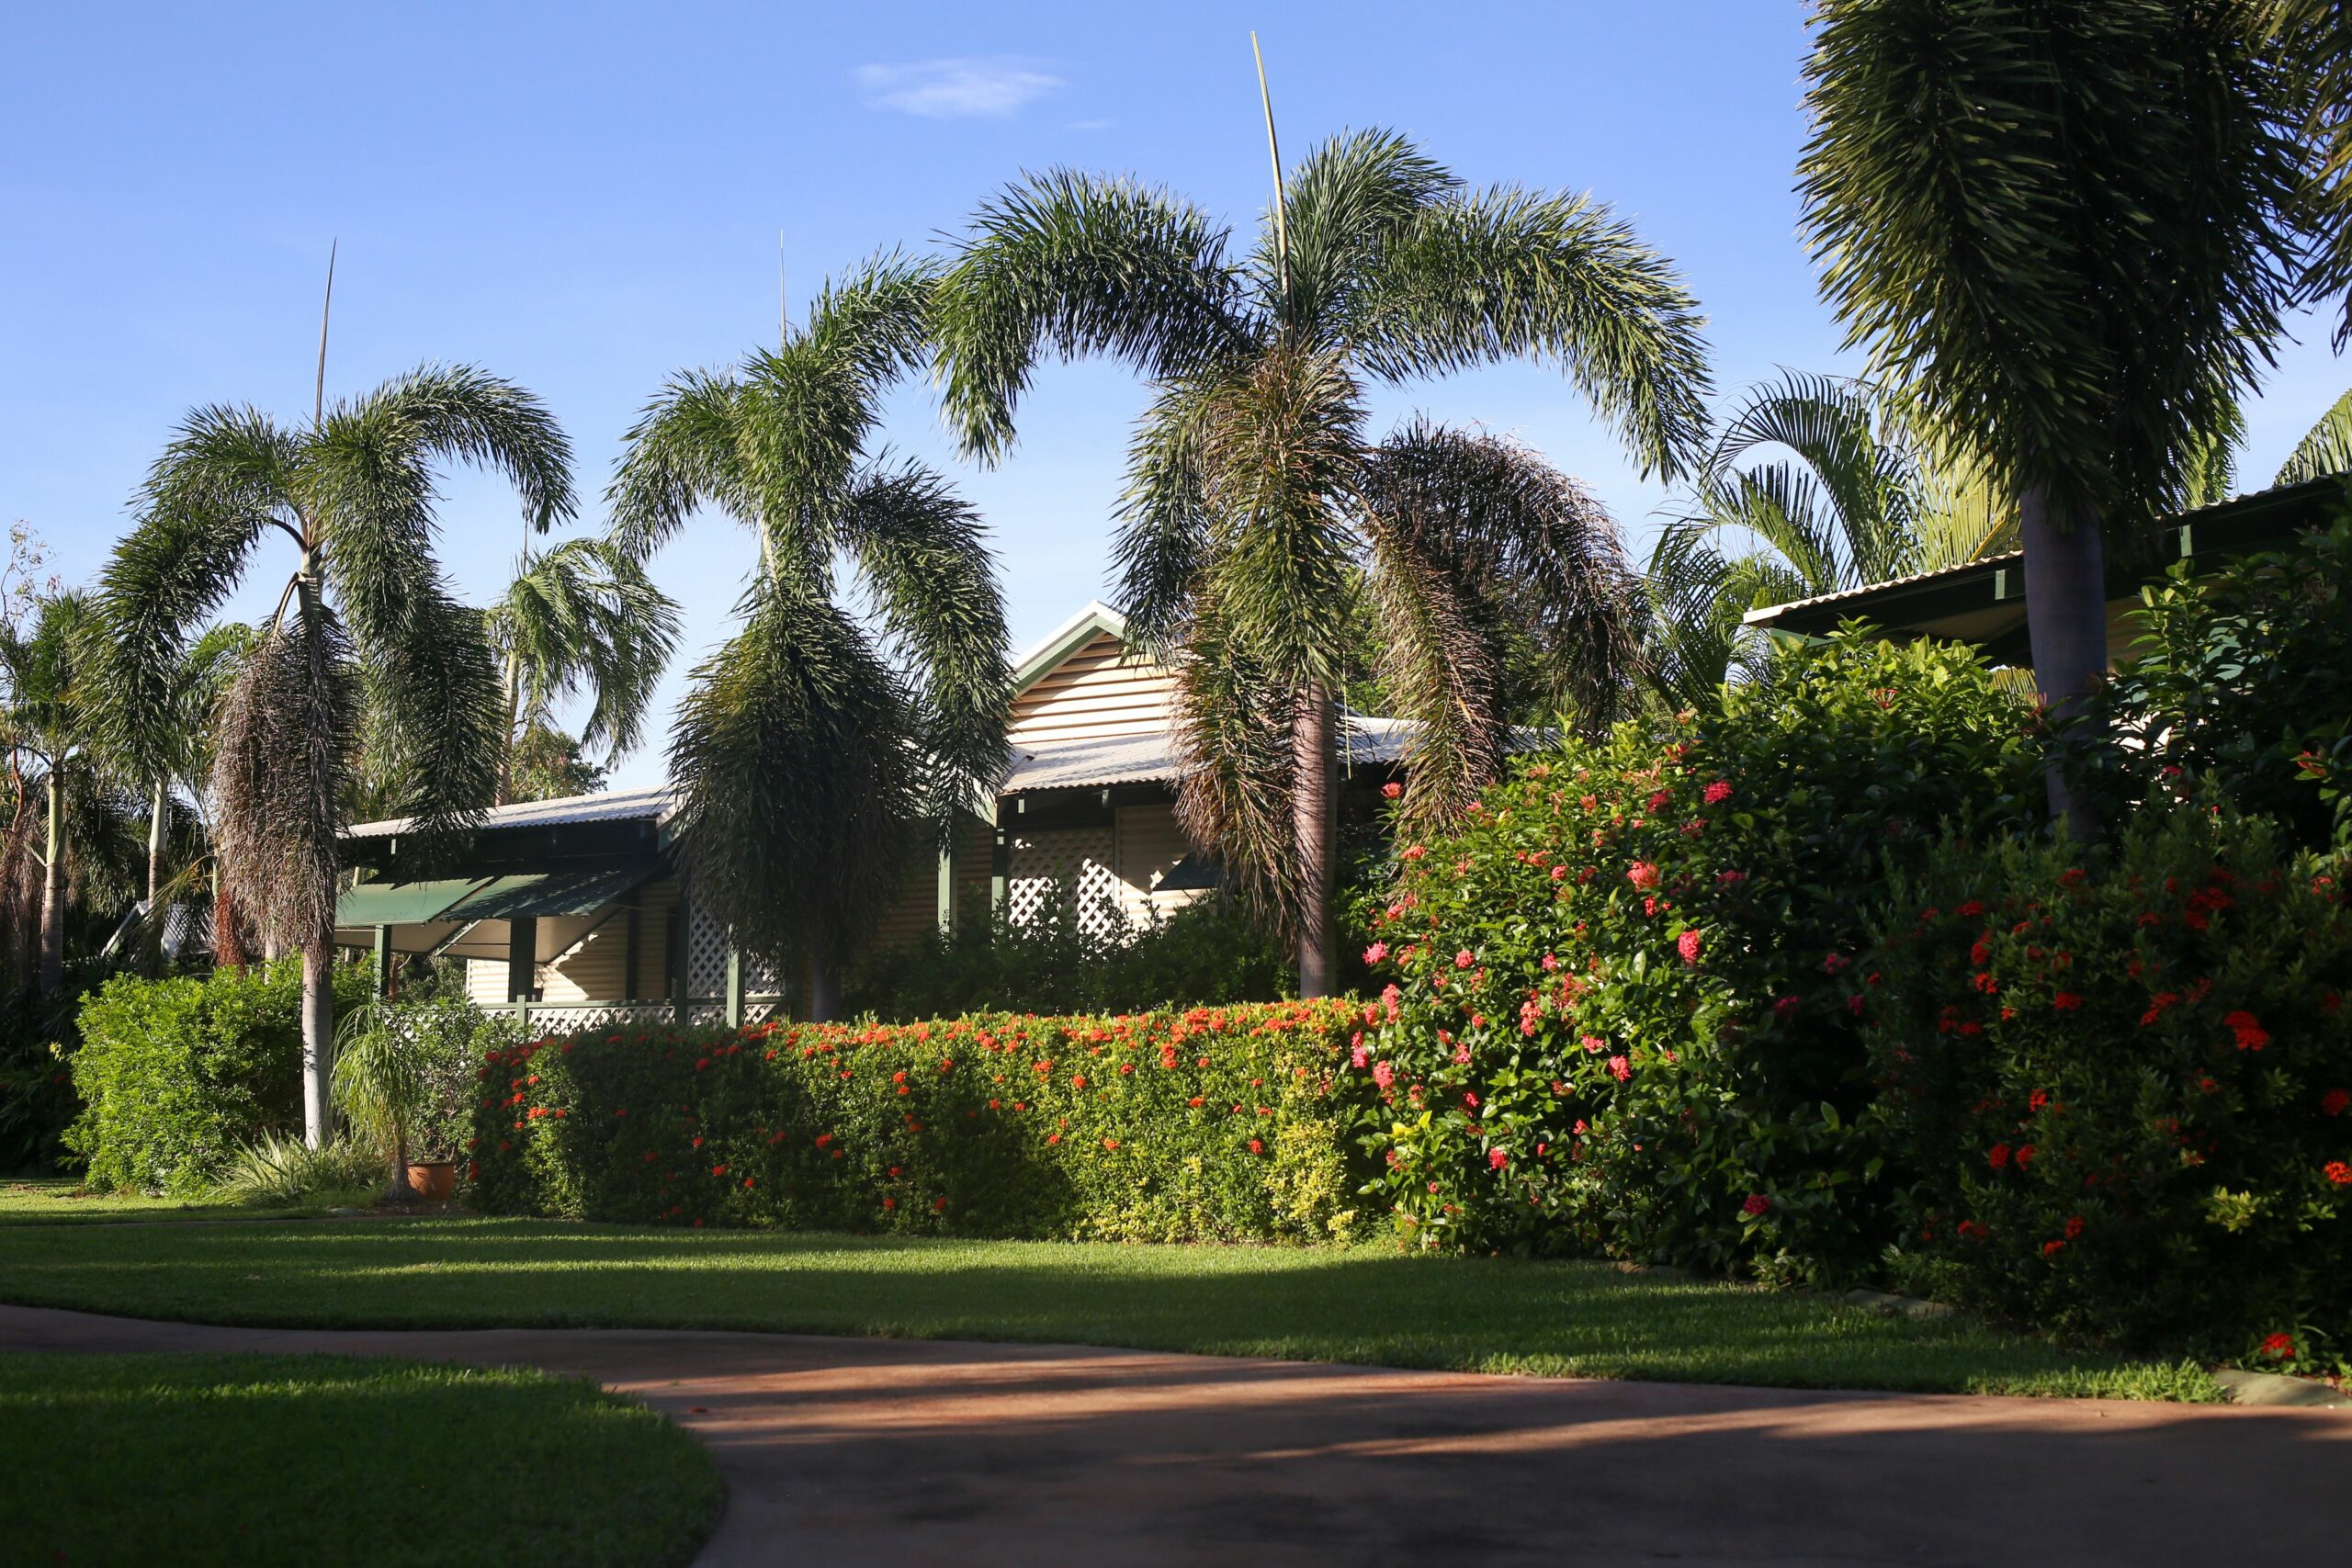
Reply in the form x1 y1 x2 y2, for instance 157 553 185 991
2277 386 2352 483
1646 372 2005 706
1801 0 2305 835
610 255 1012 1021
484 536 679 804
97 367 573 1145
932 130 1710 995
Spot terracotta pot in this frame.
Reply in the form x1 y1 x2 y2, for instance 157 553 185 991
405 1161 457 1202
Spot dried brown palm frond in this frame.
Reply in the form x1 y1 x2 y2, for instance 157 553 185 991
209 608 356 953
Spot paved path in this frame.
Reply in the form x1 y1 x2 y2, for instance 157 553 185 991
4 1303 2344 1566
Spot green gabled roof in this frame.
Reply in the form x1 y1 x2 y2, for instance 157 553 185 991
1009 600 1134 699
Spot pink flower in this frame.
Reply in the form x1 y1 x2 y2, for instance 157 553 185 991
1455 949 1476 969
1488 1148 1509 1170
1363 942 1388 965
1677 929 1702 965
1380 984 1402 1021
1381 781 1403 799
1773 996 1803 1021
1372 1060 1396 1089
1627 861 1660 890
1703 780 1733 805
1606 1055 1633 1082
1741 1193 1770 1215
1541 953 1559 972
1580 1034 1606 1055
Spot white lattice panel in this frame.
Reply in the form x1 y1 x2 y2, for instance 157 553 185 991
524 1002 677 1035
1008 828 1124 938
686 903 729 996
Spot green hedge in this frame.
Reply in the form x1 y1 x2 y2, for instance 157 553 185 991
1867 806 2352 1367
65 960 375 1195
1355 633 2042 1280
467 1001 1376 1243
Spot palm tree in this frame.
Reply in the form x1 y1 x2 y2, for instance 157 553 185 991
609 255 1012 1021
97 367 573 1145
0 592 99 997
484 536 679 804
1800 0 2306 835
2278 387 2352 484
1646 372 2005 707
930 130 1710 995
2267 1 2352 344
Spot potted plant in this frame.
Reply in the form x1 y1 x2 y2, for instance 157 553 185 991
332 996 438 1203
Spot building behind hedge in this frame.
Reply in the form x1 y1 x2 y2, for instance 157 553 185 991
336 602 1407 1030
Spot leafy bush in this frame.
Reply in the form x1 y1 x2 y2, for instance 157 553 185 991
842 892 1294 1021
212 1133 387 1207
336 995 518 1171
1354 633 2042 1280
64 960 376 1194
467 1001 1375 1243
2086 494 2352 849
1864 805 2352 1364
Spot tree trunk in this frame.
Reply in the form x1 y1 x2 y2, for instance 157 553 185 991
300 935 335 1148
496 649 521 807
386 1116 417 1204
37 768 62 999
1293 683 1336 998
212 868 250 970
801 949 840 1023
2019 483 2110 840
144 776 167 976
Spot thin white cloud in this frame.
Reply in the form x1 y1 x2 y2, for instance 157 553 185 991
856 57 1062 118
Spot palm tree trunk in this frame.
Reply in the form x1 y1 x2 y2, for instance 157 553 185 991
37 767 62 999
212 865 250 970
144 776 167 976
300 935 334 1148
496 649 521 807
2019 483 2109 840
802 950 840 1023
1293 683 1336 998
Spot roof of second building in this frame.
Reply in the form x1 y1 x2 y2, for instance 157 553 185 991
1001 716 1418 793
345 784 678 840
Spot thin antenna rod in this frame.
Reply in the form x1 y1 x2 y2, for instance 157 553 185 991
313 239 338 427
779 230 788 349
1250 32 1289 295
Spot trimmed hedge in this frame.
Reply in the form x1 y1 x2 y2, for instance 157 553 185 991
1867 806 2352 1366
466 1001 1377 1243
65 959 376 1195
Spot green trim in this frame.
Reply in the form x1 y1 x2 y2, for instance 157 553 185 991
1009 601 1132 700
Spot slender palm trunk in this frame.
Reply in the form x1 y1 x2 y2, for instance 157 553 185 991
300 936 334 1147
212 865 249 970
1293 684 1336 998
2019 483 2110 840
144 776 167 975
496 649 522 807
802 950 840 1023
37 766 62 999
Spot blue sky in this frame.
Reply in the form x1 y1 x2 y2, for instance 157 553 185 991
6 1 2345 791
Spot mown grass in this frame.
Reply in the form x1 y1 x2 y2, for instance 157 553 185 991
0 1175 365 1225
0 1214 2221 1400
0 1351 720 1568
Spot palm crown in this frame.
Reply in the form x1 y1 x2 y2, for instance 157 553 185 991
610 254 1011 1012
931 129 1713 984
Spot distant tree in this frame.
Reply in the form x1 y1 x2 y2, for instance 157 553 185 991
610 255 1011 1021
97 367 573 1145
506 722 608 802
1801 0 2306 835
0 592 102 997
932 130 1707 994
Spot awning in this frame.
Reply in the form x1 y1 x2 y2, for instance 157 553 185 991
441 861 657 922
334 877 492 928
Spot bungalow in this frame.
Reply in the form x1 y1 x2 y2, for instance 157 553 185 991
334 602 1409 1029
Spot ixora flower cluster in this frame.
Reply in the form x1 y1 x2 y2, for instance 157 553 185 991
1351 634 2042 1277
1867 807 2352 1362
466 1002 1377 1243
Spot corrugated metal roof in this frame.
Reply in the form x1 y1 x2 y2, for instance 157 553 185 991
1742 551 2018 626
345 784 677 840
1001 716 1417 793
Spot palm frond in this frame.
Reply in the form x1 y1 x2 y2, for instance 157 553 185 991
1108 375 1222 658
2277 385 2352 483
330 364 576 534
490 538 679 761
210 606 356 950
1263 128 1454 338
1166 593 1303 935
932 169 1257 463
1353 184 1714 479
605 370 756 562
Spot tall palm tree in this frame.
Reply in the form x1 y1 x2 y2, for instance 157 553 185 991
1646 372 2005 706
2267 1 2352 344
1800 0 2306 836
484 536 679 804
609 255 1012 1021
0 592 100 997
931 130 1710 995
97 367 573 1145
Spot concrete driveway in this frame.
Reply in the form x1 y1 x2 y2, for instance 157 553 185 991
4 1303 2343 1566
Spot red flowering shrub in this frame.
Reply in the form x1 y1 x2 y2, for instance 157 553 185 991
1355 633 2040 1278
1866 806 2352 1358
468 1001 1375 1243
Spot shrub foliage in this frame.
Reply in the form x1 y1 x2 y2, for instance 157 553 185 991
467 1001 1374 1243
1353 634 2041 1278
1866 807 2352 1364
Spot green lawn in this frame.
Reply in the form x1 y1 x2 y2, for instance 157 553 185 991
0 1213 2220 1400
0 1351 719 1568
0 1176 357 1226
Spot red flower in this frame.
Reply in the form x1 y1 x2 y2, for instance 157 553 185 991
2052 992 2084 1010
1247 1138 1264 1155
1102 1137 1120 1151
2064 1215 2085 1239
1455 949 1476 969
882 1198 897 1210
1986 1143 2012 1169
933 1196 948 1212
1487 1148 1509 1170
1381 781 1402 799
2224 1010 2269 1052
1627 861 1660 890
1741 1193 1770 1216
2041 1239 2065 1258
2015 1145 2038 1168
2260 1332 2297 1359
2323 1089 2350 1117
1606 1055 1632 1082
2324 1161 2352 1186
1703 780 1733 805
1677 929 1702 966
